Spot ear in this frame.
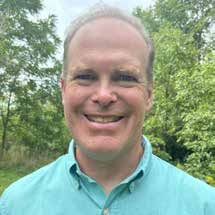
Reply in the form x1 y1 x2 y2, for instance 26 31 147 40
61 78 66 104
61 78 66 92
145 84 153 112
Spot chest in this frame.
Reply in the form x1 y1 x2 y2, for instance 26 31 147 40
11 185 202 215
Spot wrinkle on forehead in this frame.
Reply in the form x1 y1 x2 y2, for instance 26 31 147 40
116 65 141 74
68 64 88 74
69 17 149 60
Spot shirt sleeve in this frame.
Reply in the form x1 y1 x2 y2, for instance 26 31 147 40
0 192 7 215
204 187 215 215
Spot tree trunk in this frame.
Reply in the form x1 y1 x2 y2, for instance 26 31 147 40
0 91 12 160
0 126 7 160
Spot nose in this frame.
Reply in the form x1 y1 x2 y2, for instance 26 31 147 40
91 84 117 107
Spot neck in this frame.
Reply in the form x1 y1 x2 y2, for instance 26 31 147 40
76 142 144 194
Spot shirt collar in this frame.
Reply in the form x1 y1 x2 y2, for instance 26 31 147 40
66 135 153 187
67 139 77 168
139 135 153 178
118 135 153 189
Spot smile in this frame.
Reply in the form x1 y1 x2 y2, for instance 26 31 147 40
85 115 123 123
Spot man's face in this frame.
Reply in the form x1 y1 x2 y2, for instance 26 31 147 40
62 18 153 161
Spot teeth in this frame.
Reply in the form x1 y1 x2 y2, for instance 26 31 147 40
86 115 122 123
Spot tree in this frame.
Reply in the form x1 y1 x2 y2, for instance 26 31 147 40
134 0 215 56
135 0 215 185
175 53 215 180
0 0 64 157
143 24 198 162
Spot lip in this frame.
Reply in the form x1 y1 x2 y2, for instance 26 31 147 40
82 114 125 130
85 114 123 123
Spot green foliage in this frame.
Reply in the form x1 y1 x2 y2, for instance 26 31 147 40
0 162 49 195
0 168 29 195
175 54 215 179
135 0 215 185
134 0 215 50
0 0 70 157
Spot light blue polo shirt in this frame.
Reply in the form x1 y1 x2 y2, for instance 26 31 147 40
0 136 215 215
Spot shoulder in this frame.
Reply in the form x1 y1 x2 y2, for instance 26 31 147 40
6 155 66 191
151 154 215 213
0 155 69 213
152 154 215 192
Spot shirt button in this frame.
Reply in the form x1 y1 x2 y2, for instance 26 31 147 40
73 179 80 190
129 182 135 192
103 208 109 215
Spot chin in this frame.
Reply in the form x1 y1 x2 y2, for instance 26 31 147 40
76 134 132 160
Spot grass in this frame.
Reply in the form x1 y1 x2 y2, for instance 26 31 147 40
0 166 33 195
0 145 59 196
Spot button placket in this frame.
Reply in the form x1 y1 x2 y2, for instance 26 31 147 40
103 208 109 215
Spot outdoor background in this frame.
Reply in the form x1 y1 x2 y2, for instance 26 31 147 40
0 0 215 195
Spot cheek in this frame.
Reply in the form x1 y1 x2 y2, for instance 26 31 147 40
123 87 146 108
63 86 79 114
63 84 88 103
64 82 79 97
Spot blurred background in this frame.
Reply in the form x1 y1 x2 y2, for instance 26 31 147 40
0 0 214 194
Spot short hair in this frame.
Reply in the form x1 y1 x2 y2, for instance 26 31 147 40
62 2 155 85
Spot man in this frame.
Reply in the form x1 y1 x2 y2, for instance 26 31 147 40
0 3 214 215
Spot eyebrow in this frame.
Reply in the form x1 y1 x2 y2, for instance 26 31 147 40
68 65 89 74
115 65 142 73
114 67 144 79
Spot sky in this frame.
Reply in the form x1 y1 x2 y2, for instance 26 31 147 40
41 0 155 41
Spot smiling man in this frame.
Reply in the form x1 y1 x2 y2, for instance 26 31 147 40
0 3 215 215
61 16 153 193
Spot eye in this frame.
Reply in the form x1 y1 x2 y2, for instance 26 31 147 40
70 69 97 86
118 74 138 82
112 73 138 83
74 74 96 81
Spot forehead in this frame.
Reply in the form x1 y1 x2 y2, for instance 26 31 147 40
68 17 148 59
